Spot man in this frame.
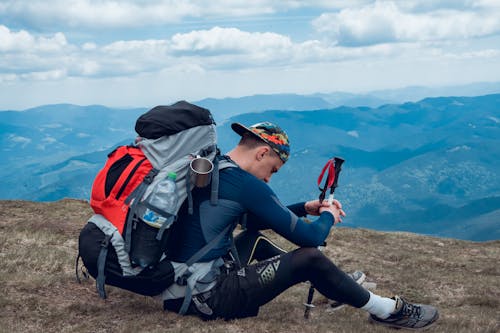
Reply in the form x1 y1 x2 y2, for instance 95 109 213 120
162 121 439 330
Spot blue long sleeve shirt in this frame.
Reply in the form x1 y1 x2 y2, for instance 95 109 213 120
165 157 334 262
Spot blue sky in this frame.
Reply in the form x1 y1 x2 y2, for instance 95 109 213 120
1 0 499 109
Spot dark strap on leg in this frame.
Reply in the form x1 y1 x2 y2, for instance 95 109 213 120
75 253 82 283
75 253 89 283
96 235 111 299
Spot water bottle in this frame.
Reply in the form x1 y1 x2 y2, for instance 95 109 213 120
142 171 178 228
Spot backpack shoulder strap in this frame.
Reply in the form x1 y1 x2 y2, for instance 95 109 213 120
177 222 234 315
209 156 238 206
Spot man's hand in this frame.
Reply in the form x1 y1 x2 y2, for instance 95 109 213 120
304 199 325 216
305 199 346 223
315 199 346 224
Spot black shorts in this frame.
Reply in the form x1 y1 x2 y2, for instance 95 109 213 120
164 254 287 320
163 247 370 320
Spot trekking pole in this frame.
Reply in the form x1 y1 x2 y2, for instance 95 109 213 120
327 157 344 205
304 157 344 319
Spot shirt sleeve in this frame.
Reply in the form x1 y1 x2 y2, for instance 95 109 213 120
287 202 307 217
240 175 334 247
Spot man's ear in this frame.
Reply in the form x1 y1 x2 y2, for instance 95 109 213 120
256 146 269 161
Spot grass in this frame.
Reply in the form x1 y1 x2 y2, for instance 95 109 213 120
0 199 499 332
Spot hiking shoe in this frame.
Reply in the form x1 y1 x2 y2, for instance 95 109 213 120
369 296 439 330
348 270 366 285
328 270 366 311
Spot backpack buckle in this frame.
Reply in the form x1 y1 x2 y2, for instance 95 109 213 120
176 268 193 286
176 275 188 286
144 169 158 184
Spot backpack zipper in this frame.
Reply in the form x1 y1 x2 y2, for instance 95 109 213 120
116 158 147 200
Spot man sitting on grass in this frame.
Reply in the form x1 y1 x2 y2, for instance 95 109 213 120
161 121 439 330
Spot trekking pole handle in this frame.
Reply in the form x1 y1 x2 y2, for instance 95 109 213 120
327 193 335 205
327 157 344 205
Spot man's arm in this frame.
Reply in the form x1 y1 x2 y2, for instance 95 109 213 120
240 178 336 247
287 202 307 217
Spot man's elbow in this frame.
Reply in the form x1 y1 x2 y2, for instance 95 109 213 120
299 234 327 247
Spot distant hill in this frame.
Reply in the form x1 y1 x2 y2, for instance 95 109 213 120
1 94 499 241
196 81 500 123
196 93 332 123
0 199 498 333
0 104 145 167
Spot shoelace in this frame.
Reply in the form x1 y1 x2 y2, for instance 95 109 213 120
401 300 422 319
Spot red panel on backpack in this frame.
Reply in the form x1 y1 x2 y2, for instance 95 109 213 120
90 146 153 234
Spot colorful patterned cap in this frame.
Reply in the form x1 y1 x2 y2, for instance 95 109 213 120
231 121 290 163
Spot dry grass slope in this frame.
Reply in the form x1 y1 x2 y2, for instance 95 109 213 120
0 199 498 333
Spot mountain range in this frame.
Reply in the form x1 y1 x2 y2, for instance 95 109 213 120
1 92 499 241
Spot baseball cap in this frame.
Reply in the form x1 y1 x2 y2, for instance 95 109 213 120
231 121 290 163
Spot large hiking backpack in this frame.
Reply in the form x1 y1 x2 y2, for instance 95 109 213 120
77 101 235 303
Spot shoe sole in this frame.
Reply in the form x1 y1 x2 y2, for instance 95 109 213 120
368 311 440 331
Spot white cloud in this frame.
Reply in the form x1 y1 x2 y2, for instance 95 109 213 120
90 39 172 76
82 42 97 51
0 1 362 30
0 0 195 28
171 27 291 54
0 0 280 29
78 61 100 76
0 73 18 83
0 25 75 80
21 70 67 81
1 23 498 82
168 26 427 68
2 0 500 33
0 25 68 52
313 1 500 46
0 25 34 52
103 39 167 53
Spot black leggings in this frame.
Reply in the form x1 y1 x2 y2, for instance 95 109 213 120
164 231 371 319
242 247 370 309
235 230 369 307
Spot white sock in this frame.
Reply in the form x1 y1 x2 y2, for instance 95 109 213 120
361 291 397 319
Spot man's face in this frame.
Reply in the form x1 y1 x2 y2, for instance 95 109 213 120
253 149 284 183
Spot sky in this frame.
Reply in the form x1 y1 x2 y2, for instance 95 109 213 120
1 0 500 110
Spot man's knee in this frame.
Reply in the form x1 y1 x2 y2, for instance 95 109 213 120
291 247 333 274
295 247 325 262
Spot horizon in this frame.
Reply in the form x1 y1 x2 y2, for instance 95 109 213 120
2 82 500 112
1 0 500 110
